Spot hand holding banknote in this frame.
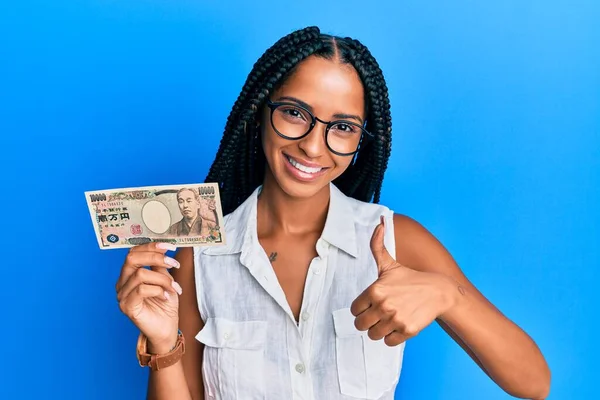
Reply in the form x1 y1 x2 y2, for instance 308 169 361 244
115 242 182 353
84 183 227 353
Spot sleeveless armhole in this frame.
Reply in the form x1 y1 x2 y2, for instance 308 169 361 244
384 208 397 262
192 246 205 324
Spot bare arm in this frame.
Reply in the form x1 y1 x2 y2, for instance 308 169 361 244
147 247 205 400
393 214 551 399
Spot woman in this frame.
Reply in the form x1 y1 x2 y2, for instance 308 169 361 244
115 26 550 400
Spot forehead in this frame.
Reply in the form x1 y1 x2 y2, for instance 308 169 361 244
274 56 365 117
178 189 196 198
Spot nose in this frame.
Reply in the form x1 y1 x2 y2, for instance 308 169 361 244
298 121 327 158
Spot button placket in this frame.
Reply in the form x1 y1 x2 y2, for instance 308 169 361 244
287 319 311 400
295 363 305 373
289 248 329 400
300 256 326 335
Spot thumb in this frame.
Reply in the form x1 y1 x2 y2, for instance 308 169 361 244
370 215 395 274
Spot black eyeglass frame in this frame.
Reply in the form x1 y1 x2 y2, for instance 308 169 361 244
266 99 374 157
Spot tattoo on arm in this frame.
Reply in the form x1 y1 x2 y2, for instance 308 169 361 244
450 276 467 296
269 252 277 263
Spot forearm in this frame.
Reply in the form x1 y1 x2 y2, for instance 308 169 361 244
439 290 550 399
147 361 195 400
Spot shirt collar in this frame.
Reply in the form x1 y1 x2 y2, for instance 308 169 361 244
320 183 358 258
200 183 358 258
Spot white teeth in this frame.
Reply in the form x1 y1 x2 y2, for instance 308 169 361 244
287 156 322 174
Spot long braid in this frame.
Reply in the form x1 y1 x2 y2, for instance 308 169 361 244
205 26 393 215
329 37 392 204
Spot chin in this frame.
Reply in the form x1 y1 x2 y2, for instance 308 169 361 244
279 179 327 199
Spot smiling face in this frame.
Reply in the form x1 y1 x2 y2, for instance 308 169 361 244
260 55 366 199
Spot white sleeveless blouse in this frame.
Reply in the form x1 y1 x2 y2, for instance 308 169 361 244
193 183 405 400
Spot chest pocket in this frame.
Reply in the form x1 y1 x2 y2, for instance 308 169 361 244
196 318 268 400
333 308 404 399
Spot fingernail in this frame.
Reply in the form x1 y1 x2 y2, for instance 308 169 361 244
164 256 180 268
164 291 171 301
380 215 386 227
157 242 177 251
171 281 183 295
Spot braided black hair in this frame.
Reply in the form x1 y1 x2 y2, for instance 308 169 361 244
205 26 392 215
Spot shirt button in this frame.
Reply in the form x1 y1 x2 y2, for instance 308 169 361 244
223 332 230 340
295 363 305 373
301 312 310 321
313 266 322 275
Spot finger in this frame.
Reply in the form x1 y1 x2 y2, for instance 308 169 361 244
126 251 180 270
383 331 410 347
351 279 388 317
129 242 177 254
350 291 372 317
353 307 383 331
367 319 396 341
119 284 170 315
117 268 181 303
149 263 175 279
117 251 179 294
370 215 395 273
116 250 180 292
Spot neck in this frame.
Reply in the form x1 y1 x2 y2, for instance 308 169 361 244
257 171 330 236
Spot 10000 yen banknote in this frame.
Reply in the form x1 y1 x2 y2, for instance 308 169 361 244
84 183 226 249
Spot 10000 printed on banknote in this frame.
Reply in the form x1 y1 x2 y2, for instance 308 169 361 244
85 183 226 250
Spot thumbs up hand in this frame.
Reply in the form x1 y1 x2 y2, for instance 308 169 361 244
350 216 462 347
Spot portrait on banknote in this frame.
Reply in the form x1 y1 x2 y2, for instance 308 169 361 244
166 187 219 237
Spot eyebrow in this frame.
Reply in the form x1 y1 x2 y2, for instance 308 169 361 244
276 95 364 124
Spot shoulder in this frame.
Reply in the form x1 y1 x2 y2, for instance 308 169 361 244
392 213 436 245
391 213 460 274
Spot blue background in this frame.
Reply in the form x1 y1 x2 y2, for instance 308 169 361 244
1 1 598 399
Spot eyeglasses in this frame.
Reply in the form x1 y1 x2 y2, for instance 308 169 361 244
266 99 373 156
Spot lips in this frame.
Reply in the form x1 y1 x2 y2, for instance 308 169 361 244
286 155 324 173
283 153 329 182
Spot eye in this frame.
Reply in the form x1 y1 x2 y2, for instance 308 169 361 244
285 109 300 118
279 106 308 122
331 122 358 134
